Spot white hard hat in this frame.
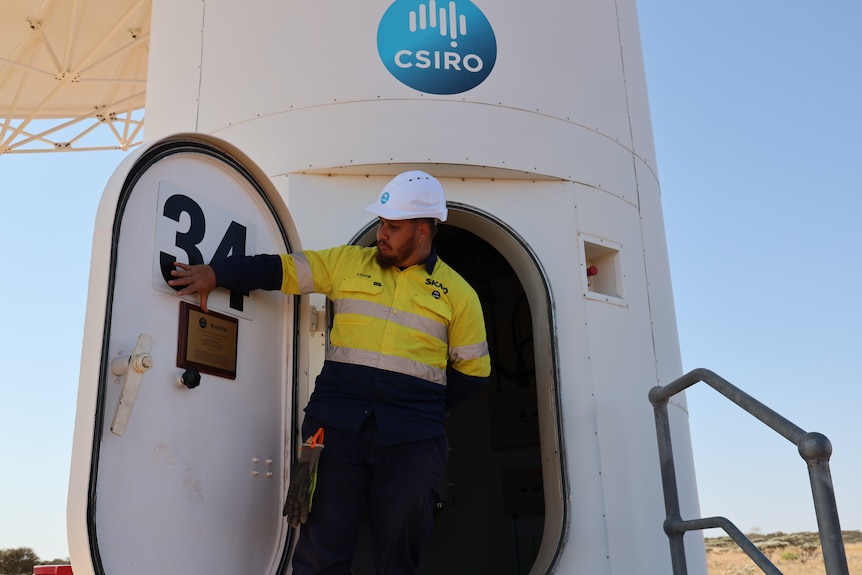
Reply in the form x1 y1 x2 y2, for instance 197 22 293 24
366 170 448 222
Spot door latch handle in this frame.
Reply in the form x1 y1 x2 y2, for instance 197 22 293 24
110 333 154 436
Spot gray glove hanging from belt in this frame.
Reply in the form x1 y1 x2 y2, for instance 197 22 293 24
283 427 325 528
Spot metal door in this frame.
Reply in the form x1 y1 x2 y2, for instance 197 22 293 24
67 134 301 575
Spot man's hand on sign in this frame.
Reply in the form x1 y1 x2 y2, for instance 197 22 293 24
169 261 217 312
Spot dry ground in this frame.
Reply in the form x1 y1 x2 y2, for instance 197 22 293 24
705 531 862 574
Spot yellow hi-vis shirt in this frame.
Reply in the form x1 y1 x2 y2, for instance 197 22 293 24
279 246 490 386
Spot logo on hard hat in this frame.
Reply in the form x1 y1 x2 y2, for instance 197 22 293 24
377 0 497 95
381 192 391 204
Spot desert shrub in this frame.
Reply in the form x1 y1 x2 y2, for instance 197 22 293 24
756 539 788 559
779 550 798 562
799 542 820 564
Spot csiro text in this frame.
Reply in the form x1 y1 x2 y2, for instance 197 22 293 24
394 49 484 72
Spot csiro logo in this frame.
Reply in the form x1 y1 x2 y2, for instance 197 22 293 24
377 0 497 95
380 192 391 204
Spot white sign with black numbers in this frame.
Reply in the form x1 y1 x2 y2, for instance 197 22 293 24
153 179 258 320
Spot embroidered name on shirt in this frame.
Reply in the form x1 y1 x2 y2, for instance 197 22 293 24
426 278 448 294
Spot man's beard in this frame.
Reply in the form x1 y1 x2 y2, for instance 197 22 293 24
375 234 417 268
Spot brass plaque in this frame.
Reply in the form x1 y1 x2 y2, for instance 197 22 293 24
177 302 238 379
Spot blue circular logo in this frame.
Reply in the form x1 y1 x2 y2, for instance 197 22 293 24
378 1 497 95
381 191 391 204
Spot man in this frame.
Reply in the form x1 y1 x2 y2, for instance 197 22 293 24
169 170 491 575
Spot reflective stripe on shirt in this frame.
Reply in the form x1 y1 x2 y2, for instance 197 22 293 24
333 298 449 344
326 345 447 386
449 340 490 364
292 252 314 293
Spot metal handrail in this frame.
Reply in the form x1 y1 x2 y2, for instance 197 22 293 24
648 367 849 575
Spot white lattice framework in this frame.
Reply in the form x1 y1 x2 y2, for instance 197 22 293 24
0 0 151 153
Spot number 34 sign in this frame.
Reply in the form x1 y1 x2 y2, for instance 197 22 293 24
152 179 259 319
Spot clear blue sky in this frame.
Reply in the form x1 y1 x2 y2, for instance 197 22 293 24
1 0 860 562
639 0 862 540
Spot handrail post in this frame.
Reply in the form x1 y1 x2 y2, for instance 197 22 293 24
649 388 687 575
798 432 849 575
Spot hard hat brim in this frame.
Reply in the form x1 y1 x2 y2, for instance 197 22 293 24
365 202 448 222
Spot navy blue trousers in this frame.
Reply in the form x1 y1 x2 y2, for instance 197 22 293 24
291 415 447 575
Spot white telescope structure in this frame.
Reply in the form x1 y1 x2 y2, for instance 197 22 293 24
11 0 707 573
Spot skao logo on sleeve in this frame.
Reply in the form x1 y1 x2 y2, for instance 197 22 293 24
378 0 497 95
